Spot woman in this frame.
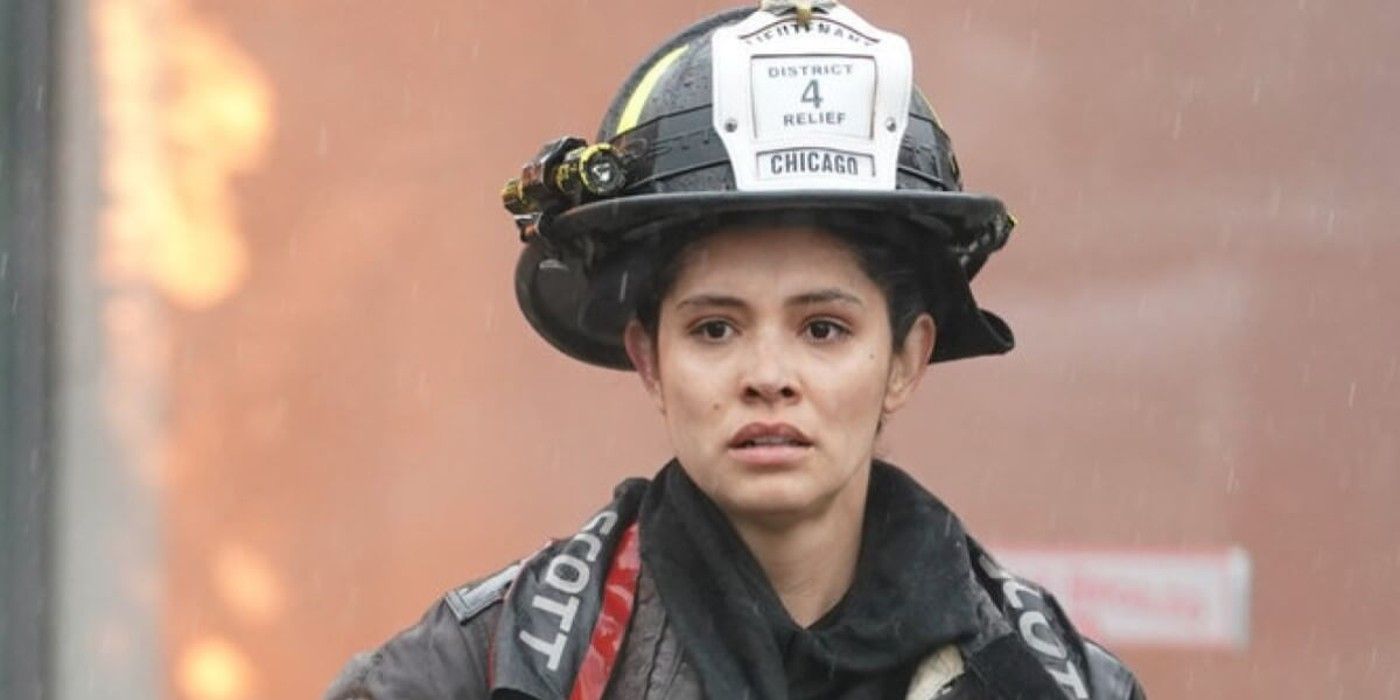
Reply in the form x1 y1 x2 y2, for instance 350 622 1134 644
329 3 1145 698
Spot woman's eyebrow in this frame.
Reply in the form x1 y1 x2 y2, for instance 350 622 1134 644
788 288 864 307
674 293 747 310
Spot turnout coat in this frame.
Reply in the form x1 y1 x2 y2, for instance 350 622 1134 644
326 465 1146 700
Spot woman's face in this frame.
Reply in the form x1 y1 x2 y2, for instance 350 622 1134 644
625 225 934 524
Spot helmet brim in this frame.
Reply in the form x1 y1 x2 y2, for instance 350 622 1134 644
515 190 1015 371
546 189 1010 250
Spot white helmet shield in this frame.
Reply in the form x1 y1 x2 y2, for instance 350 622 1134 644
711 3 913 192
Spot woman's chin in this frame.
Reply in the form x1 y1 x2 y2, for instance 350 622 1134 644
713 472 827 522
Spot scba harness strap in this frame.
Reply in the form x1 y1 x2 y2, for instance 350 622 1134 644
449 480 1132 700
443 479 648 700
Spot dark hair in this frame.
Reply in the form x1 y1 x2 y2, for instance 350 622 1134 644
632 211 933 351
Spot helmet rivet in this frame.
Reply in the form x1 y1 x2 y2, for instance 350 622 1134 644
885 117 898 132
724 118 739 133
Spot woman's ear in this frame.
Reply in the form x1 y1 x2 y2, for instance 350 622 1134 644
623 320 665 413
883 313 935 416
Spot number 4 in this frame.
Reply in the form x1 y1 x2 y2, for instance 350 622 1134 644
801 79 824 110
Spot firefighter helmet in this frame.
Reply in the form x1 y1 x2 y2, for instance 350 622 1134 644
505 2 1015 369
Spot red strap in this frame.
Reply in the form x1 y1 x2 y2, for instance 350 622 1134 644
568 523 642 700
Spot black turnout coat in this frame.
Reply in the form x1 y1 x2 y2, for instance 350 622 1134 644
327 462 1146 700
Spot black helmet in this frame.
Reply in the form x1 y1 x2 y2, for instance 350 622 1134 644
505 1 1015 370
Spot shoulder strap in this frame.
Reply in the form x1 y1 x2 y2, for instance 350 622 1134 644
963 537 1145 700
566 523 641 700
487 478 649 700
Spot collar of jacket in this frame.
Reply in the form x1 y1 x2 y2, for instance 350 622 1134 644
484 462 1132 700
638 459 992 700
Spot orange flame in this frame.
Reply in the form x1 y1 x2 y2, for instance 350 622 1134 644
95 0 272 310
93 2 276 696
178 637 253 700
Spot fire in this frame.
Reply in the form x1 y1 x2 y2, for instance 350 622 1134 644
93 2 277 697
95 0 273 310
178 638 253 700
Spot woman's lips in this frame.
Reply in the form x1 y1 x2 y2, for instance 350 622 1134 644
727 422 813 466
727 443 812 466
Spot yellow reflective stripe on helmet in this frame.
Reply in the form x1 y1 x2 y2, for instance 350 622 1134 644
615 45 690 134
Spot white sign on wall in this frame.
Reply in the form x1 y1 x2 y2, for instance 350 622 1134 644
993 546 1252 649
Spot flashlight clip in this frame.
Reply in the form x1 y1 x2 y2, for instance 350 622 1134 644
503 136 628 243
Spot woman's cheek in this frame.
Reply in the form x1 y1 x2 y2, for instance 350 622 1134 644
827 350 889 429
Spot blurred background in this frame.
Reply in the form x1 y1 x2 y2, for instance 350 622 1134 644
3 0 1398 697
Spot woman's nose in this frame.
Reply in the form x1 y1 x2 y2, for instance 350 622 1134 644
741 337 799 404
744 380 798 404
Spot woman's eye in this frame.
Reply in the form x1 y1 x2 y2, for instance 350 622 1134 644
804 320 849 342
693 320 734 341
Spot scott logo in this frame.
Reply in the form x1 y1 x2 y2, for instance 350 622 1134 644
978 554 1090 699
517 509 620 671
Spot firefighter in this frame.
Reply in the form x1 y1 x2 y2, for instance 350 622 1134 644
328 2 1145 698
